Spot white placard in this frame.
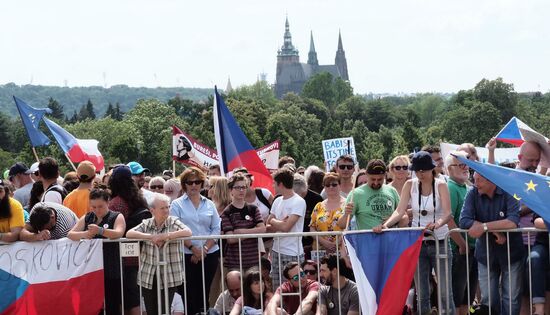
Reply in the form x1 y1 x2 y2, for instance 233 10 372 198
322 137 357 172
120 242 140 257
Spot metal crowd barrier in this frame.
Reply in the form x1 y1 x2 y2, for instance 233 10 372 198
1 227 548 315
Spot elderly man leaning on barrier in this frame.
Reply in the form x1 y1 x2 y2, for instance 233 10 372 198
459 172 524 315
126 193 192 315
19 202 78 241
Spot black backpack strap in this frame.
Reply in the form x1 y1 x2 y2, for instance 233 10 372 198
255 188 271 210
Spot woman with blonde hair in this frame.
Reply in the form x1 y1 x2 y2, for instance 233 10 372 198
207 176 231 215
388 155 410 195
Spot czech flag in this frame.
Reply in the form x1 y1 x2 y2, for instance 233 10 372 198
496 116 548 147
0 239 104 315
213 87 274 193
344 230 423 315
43 118 105 171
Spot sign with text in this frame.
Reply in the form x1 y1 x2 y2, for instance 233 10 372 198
120 242 140 258
322 137 356 172
173 126 279 171
440 142 519 164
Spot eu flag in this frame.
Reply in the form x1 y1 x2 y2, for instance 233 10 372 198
13 96 51 147
456 155 550 225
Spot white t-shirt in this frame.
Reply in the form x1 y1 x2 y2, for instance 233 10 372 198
271 193 306 256
410 178 449 239
41 184 64 204
251 188 272 220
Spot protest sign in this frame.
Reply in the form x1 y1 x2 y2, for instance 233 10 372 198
0 239 104 314
322 137 356 171
440 142 519 164
256 140 280 171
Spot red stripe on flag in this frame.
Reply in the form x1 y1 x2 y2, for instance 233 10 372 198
0 269 104 315
228 149 274 194
495 138 525 147
376 235 423 315
67 144 104 171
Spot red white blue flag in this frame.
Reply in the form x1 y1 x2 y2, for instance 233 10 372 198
0 239 104 315
496 116 548 147
213 87 274 193
43 118 105 171
344 230 423 315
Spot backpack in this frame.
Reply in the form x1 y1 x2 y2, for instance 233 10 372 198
254 188 271 210
41 184 68 202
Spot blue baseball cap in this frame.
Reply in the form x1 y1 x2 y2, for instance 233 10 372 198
126 162 149 175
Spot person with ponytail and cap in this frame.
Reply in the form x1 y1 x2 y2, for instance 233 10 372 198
376 151 455 314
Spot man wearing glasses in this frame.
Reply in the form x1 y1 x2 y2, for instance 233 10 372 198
321 155 355 199
267 261 320 315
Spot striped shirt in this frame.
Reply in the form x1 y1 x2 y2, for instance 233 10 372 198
30 202 78 239
220 203 263 269
132 216 188 290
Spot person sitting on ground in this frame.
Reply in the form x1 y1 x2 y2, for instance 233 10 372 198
19 202 78 241
0 179 25 243
267 261 320 315
126 193 192 315
301 260 319 282
318 254 359 315
229 267 273 315
213 271 242 315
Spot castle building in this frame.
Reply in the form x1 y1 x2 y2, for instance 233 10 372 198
274 17 349 98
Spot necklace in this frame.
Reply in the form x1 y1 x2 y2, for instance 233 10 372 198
417 179 436 227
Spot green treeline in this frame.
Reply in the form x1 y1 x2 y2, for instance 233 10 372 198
1 75 550 174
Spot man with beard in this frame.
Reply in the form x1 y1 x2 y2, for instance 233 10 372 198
337 159 400 230
318 254 359 315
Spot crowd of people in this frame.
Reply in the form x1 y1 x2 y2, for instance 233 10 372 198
0 137 549 315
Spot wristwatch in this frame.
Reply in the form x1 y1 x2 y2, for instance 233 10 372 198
188 244 194 251
483 223 488 232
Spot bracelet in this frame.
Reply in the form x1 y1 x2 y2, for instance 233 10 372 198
203 245 209 252
98 227 104 236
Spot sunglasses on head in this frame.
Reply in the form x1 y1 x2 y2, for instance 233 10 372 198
392 165 409 171
185 180 203 186
291 271 306 281
338 164 354 170
149 185 164 190
324 182 339 188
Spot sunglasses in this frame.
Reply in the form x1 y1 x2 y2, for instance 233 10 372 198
338 164 354 170
304 269 317 275
232 185 247 191
185 180 203 186
324 182 339 188
449 163 468 169
392 165 409 171
149 185 164 190
291 271 306 281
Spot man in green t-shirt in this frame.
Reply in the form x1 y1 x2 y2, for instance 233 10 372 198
337 159 399 230
445 150 475 315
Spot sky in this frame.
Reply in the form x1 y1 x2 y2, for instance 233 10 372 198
1 0 549 94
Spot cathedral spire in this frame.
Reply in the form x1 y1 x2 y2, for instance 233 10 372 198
335 30 349 81
307 31 318 66
278 16 299 56
225 76 233 93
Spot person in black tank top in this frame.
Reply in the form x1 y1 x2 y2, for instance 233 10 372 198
68 188 126 315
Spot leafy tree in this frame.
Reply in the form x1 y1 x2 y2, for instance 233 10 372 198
0 112 13 151
47 97 65 120
333 77 353 105
114 103 124 121
104 103 115 119
229 80 278 106
85 99 96 120
473 78 517 123
301 72 336 109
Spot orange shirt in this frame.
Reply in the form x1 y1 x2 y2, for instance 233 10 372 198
63 188 90 218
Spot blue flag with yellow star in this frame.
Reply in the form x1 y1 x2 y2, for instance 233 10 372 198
456 155 550 225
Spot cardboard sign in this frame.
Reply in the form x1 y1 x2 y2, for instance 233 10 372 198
322 137 356 171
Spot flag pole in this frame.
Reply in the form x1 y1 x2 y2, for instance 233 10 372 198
64 154 77 171
31 147 40 163
172 160 176 177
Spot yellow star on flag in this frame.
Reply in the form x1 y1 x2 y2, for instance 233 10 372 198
526 180 538 192
513 193 522 201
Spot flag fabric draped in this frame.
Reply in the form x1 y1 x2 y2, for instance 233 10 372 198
0 239 104 315
213 87 274 193
43 118 105 171
456 155 550 225
13 96 51 147
344 230 423 315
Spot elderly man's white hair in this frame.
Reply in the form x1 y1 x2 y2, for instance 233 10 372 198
293 173 308 195
149 192 171 209
303 165 322 183
444 150 468 172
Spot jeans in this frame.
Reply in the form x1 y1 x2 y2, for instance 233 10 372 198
529 243 550 304
414 241 455 315
477 259 523 315
451 247 478 307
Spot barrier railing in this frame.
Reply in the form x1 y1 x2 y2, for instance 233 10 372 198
2 227 548 315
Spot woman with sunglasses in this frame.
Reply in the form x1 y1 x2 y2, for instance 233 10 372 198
0 179 25 243
170 166 221 315
148 176 166 194
309 172 346 256
388 155 411 195
377 151 454 314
